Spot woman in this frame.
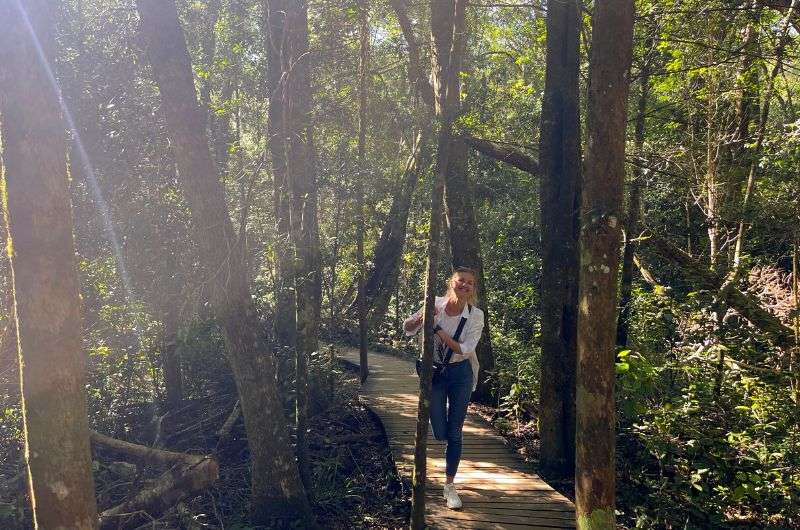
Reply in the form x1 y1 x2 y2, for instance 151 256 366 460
403 267 485 509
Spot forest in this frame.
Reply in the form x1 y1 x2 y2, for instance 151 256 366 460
0 0 798 528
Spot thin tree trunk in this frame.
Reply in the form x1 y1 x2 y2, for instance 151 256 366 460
0 2 99 527
537 0 581 479
617 37 652 347
411 3 467 527
282 0 322 491
356 0 370 382
792 240 799 401
264 0 297 352
329 189 343 333
410 143 446 530
575 0 634 527
705 39 722 270
722 7 759 217
135 0 312 522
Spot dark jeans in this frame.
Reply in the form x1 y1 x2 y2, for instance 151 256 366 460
430 359 473 477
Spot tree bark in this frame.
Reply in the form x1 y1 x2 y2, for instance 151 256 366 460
537 0 581 479
366 134 428 326
575 0 634 527
0 2 99 527
431 0 495 404
391 0 495 401
98 458 218 530
387 0 435 108
282 0 322 491
135 0 312 522
264 0 297 353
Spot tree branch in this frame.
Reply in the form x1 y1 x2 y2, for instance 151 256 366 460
387 0 435 107
459 135 540 175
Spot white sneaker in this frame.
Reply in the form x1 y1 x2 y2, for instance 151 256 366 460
443 483 462 509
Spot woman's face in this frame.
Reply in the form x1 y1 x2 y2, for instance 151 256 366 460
451 272 475 300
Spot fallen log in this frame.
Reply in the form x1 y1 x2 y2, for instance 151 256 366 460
643 233 795 348
91 430 199 467
90 431 219 529
98 457 218 530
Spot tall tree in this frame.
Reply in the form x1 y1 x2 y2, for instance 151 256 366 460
282 0 322 489
391 0 495 402
356 0 370 382
575 0 634 526
134 0 312 522
537 0 581 478
350 0 430 326
0 1 99 527
264 0 297 354
430 0 496 403
353 131 428 325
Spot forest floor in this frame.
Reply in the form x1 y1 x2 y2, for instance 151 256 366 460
0 360 410 529
137 362 410 529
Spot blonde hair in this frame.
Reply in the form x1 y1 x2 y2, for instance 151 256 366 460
445 267 478 306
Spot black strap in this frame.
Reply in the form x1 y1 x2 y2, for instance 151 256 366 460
441 304 472 365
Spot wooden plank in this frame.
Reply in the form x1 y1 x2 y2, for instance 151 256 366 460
453 506 575 519
338 348 575 529
426 506 575 527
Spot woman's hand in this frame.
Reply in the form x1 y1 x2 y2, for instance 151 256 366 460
404 313 423 332
436 328 463 356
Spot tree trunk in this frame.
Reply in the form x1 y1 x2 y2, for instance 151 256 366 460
264 0 297 353
537 0 581 479
704 42 722 270
282 0 322 490
198 0 222 122
431 0 495 404
135 0 312 522
410 141 447 530
91 431 219 530
356 0 370 382
617 37 652 347
575 0 634 527
411 3 467 527
0 2 99 527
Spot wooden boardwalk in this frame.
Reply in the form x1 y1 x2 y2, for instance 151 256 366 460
340 348 576 529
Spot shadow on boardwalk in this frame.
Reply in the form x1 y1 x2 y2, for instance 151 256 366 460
339 348 576 530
